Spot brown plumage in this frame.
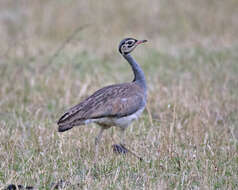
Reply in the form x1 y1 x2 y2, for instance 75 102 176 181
58 82 145 132
57 38 147 158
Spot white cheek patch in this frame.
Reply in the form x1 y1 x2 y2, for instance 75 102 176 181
122 45 127 51
121 42 136 54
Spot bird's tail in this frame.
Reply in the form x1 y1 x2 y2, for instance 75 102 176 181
57 112 87 132
58 123 74 132
57 112 73 132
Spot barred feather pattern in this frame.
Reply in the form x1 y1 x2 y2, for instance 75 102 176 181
57 82 146 132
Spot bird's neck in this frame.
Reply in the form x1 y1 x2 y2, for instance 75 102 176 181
123 54 147 91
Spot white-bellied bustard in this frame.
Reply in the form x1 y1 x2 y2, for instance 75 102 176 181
57 38 147 160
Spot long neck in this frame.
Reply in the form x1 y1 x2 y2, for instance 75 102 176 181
123 54 147 91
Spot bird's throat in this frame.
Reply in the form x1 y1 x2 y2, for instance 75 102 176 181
123 54 147 92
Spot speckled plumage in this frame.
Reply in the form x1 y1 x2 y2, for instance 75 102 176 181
58 82 146 132
57 38 147 158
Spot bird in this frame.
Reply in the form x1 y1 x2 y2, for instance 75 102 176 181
57 38 147 159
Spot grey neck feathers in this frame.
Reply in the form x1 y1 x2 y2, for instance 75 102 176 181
123 54 147 91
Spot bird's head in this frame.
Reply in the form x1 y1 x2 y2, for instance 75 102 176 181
119 38 147 55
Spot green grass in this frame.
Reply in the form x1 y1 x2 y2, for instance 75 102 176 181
0 45 237 189
1 0 238 189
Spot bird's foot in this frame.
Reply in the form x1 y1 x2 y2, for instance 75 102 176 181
112 144 129 154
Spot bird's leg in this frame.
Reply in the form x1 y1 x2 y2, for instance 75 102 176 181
112 128 128 154
111 127 115 143
119 128 126 145
112 128 144 161
94 127 104 163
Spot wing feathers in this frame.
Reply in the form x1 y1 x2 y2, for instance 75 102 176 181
57 83 145 127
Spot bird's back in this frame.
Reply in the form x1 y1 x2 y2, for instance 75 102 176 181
58 82 146 132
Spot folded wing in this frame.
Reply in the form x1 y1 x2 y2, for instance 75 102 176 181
58 83 145 128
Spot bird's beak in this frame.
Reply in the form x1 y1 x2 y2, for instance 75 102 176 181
136 40 147 45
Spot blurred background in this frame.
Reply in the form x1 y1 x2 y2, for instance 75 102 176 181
0 0 238 188
1 0 238 58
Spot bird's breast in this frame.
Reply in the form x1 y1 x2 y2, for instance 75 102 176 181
95 107 145 129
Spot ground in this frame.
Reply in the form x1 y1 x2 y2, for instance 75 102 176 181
0 0 238 189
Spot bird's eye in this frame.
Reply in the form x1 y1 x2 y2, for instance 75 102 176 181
127 40 134 45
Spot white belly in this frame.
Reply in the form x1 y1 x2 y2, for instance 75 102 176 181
93 107 145 129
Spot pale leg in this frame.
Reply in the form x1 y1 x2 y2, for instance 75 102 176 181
112 128 128 154
119 128 126 145
114 128 143 161
94 127 104 162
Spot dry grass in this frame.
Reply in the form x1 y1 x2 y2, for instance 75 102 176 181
0 0 238 189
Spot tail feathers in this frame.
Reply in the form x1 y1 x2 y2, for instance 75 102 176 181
58 112 70 124
58 123 74 132
57 118 89 132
